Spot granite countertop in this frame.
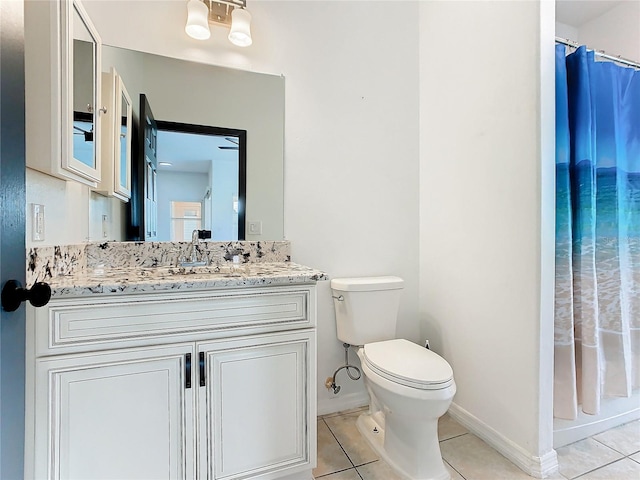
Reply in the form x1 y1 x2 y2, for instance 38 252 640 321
45 262 328 298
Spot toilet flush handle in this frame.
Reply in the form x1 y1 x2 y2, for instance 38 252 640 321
332 295 344 301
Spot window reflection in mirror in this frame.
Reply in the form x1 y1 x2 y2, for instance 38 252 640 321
170 201 202 242
72 4 95 167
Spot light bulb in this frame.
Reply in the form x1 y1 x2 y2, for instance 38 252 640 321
185 0 210 40
228 8 252 47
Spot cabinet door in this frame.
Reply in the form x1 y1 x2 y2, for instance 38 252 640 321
114 73 132 200
95 67 131 202
34 344 195 480
25 0 103 186
198 330 316 480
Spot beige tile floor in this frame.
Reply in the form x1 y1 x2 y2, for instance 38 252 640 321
314 407 640 480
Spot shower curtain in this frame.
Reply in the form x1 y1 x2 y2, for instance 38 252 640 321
554 45 640 420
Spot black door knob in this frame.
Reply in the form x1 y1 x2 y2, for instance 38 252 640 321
1 280 51 312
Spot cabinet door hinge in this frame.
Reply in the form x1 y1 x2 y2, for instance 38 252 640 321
185 353 192 389
199 352 206 387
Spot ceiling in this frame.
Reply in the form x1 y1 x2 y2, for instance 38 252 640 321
156 130 239 174
555 0 626 27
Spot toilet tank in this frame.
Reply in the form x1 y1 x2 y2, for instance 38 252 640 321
330 276 404 346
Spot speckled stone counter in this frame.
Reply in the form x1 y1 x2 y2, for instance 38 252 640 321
44 262 327 298
27 241 327 298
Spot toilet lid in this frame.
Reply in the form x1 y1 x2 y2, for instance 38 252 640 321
363 339 454 390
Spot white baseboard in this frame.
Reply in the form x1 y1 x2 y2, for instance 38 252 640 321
448 403 558 479
317 391 369 416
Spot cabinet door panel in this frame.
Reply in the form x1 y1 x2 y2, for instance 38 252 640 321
199 331 315 480
36 345 194 480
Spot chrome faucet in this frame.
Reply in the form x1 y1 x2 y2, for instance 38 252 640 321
178 229 211 267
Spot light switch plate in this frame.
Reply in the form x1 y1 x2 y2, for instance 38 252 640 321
32 204 45 241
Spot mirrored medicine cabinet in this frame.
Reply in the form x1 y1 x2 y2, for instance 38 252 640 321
94 67 132 202
25 0 103 187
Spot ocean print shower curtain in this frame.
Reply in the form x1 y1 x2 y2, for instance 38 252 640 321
554 45 640 420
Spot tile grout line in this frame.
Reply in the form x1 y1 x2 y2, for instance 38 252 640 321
590 435 638 458
439 432 469 444
568 456 635 480
314 466 359 479
323 417 357 468
588 436 616 451
323 414 374 480
321 417 360 475
444 458 467 480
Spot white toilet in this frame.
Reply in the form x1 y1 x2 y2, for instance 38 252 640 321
331 276 456 480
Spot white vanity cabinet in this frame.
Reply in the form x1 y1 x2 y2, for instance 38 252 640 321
25 0 103 187
26 285 317 480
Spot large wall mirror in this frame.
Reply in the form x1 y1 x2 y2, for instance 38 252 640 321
100 45 285 241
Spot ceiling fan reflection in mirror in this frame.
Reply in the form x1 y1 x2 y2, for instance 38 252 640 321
73 124 93 142
218 137 239 150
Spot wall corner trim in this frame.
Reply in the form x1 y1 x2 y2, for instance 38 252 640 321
448 403 559 479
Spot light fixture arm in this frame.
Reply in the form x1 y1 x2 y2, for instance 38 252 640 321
205 0 247 27
211 0 246 9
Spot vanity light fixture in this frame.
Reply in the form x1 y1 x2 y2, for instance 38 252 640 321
185 0 252 47
158 162 173 167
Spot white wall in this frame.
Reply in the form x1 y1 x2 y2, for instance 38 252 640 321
26 169 90 246
210 159 239 241
419 0 556 473
25 169 126 247
577 1 640 62
555 21 578 41
259 1 421 412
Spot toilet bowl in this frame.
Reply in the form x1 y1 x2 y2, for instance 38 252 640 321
330 277 456 480
355 340 455 480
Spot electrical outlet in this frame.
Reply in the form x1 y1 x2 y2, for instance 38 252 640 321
32 204 45 241
102 215 109 238
248 221 262 234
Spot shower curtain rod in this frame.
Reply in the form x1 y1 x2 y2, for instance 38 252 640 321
555 36 640 69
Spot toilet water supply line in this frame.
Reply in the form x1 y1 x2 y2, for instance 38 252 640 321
326 343 361 394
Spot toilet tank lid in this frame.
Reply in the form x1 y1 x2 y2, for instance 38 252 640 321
330 276 404 292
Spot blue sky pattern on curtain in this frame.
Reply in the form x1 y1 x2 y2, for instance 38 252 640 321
554 45 640 420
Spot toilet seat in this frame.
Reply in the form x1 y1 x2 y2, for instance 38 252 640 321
363 339 454 390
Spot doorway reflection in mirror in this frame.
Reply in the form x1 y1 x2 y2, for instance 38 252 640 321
155 125 245 241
